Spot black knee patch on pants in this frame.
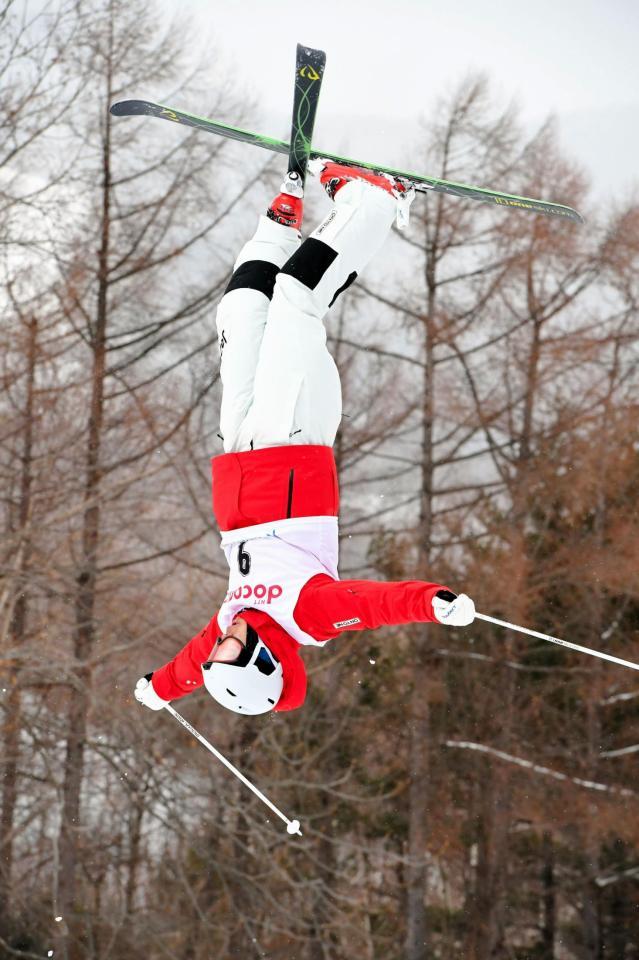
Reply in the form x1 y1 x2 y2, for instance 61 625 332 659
329 271 357 308
225 260 279 299
280 238 337 290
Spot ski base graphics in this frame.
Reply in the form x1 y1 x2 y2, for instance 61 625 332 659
110 98 583 223
289 44 326 186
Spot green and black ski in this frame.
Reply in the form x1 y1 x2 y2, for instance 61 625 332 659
288 43 325 187
110 100 583 224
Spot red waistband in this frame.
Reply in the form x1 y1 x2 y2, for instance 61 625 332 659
211 444 339 532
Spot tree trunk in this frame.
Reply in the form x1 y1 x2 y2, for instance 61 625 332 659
580 455 607 960
55 48 113 959
0 314 37 919
607 884 628 960
307 790 336 960
404 245 437 960
580 712 602 960
226 723 260 960
541 830 555 959
125 794 145 918
465 277 544 960
465 762 510 960
405 648 431 960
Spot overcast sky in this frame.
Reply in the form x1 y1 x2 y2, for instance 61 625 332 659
163 0 638 204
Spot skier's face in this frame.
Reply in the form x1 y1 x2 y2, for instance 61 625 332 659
211 617 248 663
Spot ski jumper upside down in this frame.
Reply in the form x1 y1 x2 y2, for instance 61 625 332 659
135 162 476 716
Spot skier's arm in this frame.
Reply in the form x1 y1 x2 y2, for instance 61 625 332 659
293 575 457 640
144 615 221 702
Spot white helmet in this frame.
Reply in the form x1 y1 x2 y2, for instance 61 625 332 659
201 626 283 715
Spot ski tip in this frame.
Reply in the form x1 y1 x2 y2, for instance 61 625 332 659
110 100 130 116
296 42 326 63
489 194 585 224
546 205 585 224
110 99 157 118
110 100 137 117
531 201 584 224
527 202 585 224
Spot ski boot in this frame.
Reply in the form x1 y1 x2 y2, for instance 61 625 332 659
309 159 415 228
266 172 304 230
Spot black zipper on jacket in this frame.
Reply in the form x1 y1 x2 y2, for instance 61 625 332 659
286 469 294 518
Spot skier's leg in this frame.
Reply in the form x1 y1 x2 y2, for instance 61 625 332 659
244 178 401 449
216 212 300 452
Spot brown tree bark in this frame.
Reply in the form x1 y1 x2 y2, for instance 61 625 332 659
465 763 510 960
404 299 436 960
402 79 524 958
55 27 114 958
0 314 37 918
541 830 556 959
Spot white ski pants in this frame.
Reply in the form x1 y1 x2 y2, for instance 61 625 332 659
216 180 397 453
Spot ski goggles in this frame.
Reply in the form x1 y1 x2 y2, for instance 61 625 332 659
207 626 278 675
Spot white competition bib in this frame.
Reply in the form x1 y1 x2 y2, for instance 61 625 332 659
218 516 339 646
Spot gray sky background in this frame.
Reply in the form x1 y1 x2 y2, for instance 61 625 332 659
162 0 638 205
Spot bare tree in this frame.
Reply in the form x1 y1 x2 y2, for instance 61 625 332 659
0 0 85 929
2 20 639 953
0 1 257 955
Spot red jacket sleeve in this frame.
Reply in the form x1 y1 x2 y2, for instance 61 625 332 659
151 615 220 701
293 575 448 641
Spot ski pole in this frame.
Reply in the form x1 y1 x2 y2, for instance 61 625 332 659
164 704 302 837
475 612 639 673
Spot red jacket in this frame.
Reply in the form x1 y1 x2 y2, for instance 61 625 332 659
152 574 444 710
151 445 447 711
